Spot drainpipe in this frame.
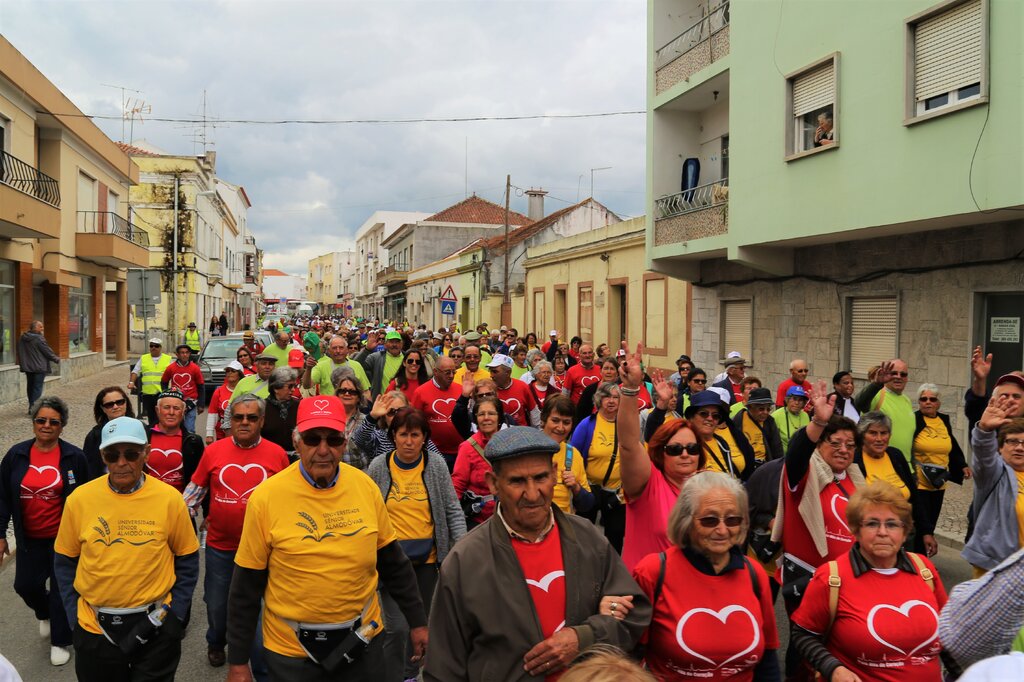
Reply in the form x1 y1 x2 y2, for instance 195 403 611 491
172 175 179 337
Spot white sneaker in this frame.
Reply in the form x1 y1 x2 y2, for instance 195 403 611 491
50 646 71 666
39 620 50 638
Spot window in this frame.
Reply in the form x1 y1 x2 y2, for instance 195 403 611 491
721 299 752 362
847 296 898 377
907 0 986 121
69 276 95 354
578 284 593 344
643 275 667 355
0 260 15 365
785 54 839 159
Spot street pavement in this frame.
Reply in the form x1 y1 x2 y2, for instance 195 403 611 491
0 365 981 678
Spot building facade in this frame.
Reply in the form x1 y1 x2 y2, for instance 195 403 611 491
307 250 355 315
261 269 307 303
0 36 149 406
352 211 430 321
647 0 1023 437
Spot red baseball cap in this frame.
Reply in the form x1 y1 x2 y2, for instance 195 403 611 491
296 395 346 432
288 348 305 368
995 373 1024 391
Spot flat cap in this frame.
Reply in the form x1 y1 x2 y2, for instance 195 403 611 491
484 426 559 463
255 352 279 362
463 331 482 341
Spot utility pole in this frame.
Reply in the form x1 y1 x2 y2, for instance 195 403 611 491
172 175 179 340
502 174 510 327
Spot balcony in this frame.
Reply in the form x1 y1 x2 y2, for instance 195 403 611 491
75 211 151 267
653 178 729 246
0 150 61 239
376 264 409 287
240 234 257 254
207 258 223 282
655 1 730 96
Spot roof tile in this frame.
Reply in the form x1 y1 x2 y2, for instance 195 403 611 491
425 195 530 226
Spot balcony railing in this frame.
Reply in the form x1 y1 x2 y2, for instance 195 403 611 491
655 178 729 219
655 1 730 70
77 211 151 247
1 150 60 207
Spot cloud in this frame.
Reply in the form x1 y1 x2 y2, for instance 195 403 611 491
2 0 646 272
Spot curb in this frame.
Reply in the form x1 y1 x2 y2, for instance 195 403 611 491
935 531 965 551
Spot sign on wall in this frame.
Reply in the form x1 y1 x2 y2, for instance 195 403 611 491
991 317 1021 344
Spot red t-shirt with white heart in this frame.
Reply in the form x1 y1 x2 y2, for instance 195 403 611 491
160 362 204 401
148 431 186 491
780 467 855 571
411 380 463 455
792 553 947 682
563 364 601 405
632 547 778 680
190 438 290 551
497 379 537 426
511 521 566 681
208 384 235 440
20 445 64 538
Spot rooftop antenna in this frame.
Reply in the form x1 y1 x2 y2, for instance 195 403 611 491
177 89 224 155
125 98 151 146
100 83 143 141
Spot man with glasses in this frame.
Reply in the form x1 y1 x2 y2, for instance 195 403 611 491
854 358 915 463
226 395 426 681
231 352 277 402
486 354 540 427
355 330 408 401
412 357 463 472
128 338 174 428
54 416 199 681
161 344 205 433
182 395 289 671
562 344 601 406
733 387 784 465
775 358 811 408
302 335 370 398
453 343 489 386
147 390 205 495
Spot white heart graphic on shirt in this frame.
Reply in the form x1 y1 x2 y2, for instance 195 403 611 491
501 397 522 415
220 399 231 412
830 494 851 533
173 373 193 390
580 375 600 388
431 398 456 418
20 465 61 494
218 463 268 499
866 600 938 657
525 570 564 593
146 449 183 475
676 605 759 668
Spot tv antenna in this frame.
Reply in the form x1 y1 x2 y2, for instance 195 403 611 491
177 90 224 155
125 98 151 145
100 83 143 141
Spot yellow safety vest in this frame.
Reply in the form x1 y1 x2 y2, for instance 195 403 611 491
184 329 202 351
140 353 174 395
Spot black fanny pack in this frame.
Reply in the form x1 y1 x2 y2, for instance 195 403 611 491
398 538 435 565
596 487 622 514
96 604 165 656
749 529 781 564
779 556 816 604
919 463 950 488
295 618 376 672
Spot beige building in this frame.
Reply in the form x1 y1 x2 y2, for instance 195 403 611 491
0 36 149 406
523 217 691 370
307 250 355 314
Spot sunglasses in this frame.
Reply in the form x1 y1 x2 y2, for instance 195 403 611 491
300 433 345 448
149 344 161 348
695 410 721 422
102 398 128 409
231 414 261 422
336 388 361 396
892 371 909 378
406 359 422 365
696 515 744 529
476 391 496 399
664 442 701 457
386 408 400 417
919 396 939 403
690 378 707 384
102 449 143 463
33 417 62 426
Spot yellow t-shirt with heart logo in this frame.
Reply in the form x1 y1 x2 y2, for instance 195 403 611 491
386 454 436 563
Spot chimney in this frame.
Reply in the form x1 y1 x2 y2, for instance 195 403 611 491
525 188 547 221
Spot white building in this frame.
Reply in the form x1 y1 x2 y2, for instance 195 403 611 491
352 210 430 320
262 269 306 302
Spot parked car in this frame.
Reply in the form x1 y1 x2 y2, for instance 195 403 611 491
197 330 273 403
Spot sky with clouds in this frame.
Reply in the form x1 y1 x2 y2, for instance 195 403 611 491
2 0 646 274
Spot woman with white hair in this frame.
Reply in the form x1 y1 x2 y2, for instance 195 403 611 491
526 359 556 408
260 367 301 455
629 471 779 679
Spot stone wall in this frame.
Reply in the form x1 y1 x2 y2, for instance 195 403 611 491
686 221 1024 442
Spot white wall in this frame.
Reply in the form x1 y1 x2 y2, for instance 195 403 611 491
263 275 307 301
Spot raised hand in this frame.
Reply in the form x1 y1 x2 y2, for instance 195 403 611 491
618 343 645 389
979 393 1014 432
810 378 835 422
461 371 476 398
874 360 896 385
651 368 674 408
971 346 993 381
369 393 389 419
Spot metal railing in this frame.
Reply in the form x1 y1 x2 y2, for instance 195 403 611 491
1 150 60 207
77 211 150 246
655 1 730 69
655 178 728 219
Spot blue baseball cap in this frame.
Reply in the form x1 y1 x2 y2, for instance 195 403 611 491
100 417 149 450
786 386 809 399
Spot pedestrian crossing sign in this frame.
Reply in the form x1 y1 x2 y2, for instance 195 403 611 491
440 299 456 316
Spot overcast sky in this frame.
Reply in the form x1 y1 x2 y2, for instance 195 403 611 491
2 0 646 274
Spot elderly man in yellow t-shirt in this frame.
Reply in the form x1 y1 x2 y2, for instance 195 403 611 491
225 395 427 680
53 417 199 680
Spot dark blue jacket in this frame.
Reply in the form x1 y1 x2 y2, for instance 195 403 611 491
0 438 89 548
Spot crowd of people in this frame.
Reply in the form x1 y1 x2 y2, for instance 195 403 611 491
1 312 1023 682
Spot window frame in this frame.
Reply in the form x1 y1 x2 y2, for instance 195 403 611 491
784 52 840 162
842 294 901 379
904 0 989 126
719 298 753 364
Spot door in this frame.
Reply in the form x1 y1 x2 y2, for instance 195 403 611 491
105 291 117 352
608 282 627 346
976 293 1024 393
579 285 593 344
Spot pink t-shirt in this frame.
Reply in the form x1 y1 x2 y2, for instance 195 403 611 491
622 463 680 571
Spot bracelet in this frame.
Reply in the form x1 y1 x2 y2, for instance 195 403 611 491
811 418 829 427
619 386 640 397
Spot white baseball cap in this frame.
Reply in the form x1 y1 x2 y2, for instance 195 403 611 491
149 338 163 346
549 329 558 337
486 354 514 369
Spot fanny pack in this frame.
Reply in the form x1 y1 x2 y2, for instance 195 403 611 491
398 538 435 565
919 463 950 488
95 601 167 656
780 555 816 604
749 528 781 564
281 599 378 672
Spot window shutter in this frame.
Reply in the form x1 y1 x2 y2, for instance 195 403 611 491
722 299 752 362
849 297 898 377
914 0 983 101
792 62 835 117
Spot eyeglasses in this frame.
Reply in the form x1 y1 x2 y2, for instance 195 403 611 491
406 359 422 365
861 520 905 531
386 408 400 417
300 432 345 448
919 396 939 403
102 398 128 409
696 515 744 529
336 388 361 396
794 369 809 373
102 449 143 463
476 391 496 399
826 439 857 451
664 442 701 457
33 417 61 426
691 378 707 385
892 371 909 378
149 344 160 348
695 410 721 422
1005 438 1024 449
231 414 261 422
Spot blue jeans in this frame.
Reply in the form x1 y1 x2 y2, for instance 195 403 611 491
25 372 46 410
183 405 197 433
204 545 268 680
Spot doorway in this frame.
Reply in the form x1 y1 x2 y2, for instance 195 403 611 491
975 292 1024 393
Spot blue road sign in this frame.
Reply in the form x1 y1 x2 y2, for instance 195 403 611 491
440 299 456 316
